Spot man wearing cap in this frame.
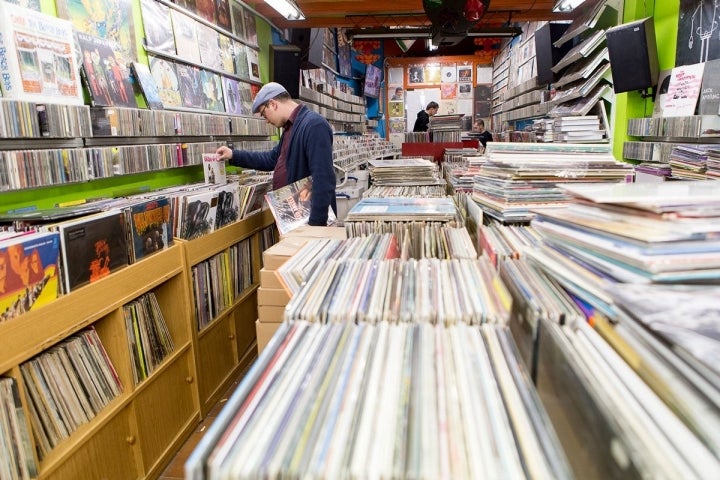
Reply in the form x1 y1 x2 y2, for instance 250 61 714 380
215 82 336 226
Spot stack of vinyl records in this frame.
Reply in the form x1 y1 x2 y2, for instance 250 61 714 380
471 142 633 223
529 181 720 290
345 197 460 223
283 256 509 325
277 230 478 297
707 148 720 179
669 144 712 180
429 113 463 132
186 321 572 480
367 158 442 186
363 184 447 198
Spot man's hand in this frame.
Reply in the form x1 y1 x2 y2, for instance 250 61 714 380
215 145 233 160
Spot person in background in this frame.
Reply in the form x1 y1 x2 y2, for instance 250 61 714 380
412 101 439 132
473 118 494 148
215 82 336 226
391 87 404 101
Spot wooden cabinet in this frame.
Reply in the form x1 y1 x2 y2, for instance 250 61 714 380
182 209 273 416
0 210 276 479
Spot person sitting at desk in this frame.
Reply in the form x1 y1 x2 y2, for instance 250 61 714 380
472 119 493 148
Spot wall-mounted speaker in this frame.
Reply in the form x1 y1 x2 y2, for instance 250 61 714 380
270 45 301 98
290 28 324 69
606 17 659 94
535 22 572 84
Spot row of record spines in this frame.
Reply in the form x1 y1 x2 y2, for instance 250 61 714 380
627 116 705 138
432 131 462 143
283 257 510 325
0 377 38 480
19 328 123 460
0 100 92 139
622 141 675 163
124 291 175 386
189 321 571 480
190 237 253 330
259 224 279 254
89 107 275 137
0 140 275 191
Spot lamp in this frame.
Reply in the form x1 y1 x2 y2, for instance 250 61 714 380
553 0 588 12
264 0 305 20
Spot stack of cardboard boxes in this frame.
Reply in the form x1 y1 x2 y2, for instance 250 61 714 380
255 225 347 353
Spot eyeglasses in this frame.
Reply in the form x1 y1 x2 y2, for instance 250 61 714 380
258 102 270 118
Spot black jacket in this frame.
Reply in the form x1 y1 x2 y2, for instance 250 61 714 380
413 110 430 132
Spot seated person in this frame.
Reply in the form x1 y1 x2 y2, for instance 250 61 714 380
472 119 493 148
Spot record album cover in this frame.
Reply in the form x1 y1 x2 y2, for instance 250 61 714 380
126 198 173 263
77 32 137 108
265 176 336 236
130 62 163 110
59 210 130 292
0 231 61 322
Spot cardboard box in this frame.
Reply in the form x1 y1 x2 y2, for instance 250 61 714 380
259 267 285 289
258 286 291 306
282 225 347 240
256 319 282 355
261 236 311 270
258 305 285 323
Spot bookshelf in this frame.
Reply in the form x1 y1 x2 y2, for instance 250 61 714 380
180 209 274 416
0 210 275 478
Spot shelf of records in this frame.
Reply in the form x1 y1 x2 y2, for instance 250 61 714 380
622 143 720 180
0 138 275 192
0 239 197 479
332 135 401 174
299 86 366 117
0 100 274 142
0 174 273 322
627 115 720 141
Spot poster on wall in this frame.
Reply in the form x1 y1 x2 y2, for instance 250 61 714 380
56 0 136 64
388 67 404 86
441 65 457 83
676 0 720 66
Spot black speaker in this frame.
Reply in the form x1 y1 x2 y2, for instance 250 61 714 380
290 28 324 69
606 17 659 94
535 22 572 84
270 45 301 98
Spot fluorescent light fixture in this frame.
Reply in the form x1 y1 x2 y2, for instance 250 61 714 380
348 26 522 41
553 0 588 12
467 27 523 38
265 0 305 20
426 39 439 51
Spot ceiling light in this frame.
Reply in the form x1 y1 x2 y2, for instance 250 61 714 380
467 27 523 38
264 0 305 20
553 0 588 12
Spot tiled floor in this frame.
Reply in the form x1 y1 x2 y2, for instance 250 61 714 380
157 361 253 479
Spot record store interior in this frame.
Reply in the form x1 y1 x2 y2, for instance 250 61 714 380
0 0 719 479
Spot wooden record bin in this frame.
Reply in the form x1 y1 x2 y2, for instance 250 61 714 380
0 243 198 480
179 209 273 417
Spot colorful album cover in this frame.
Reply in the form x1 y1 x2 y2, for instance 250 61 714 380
239 82 253 114
222 76 244 115
76 32 137 108
130 62 163 110
170 9 201 65
126 198 174 263
149 55 182 108
0 231 61 322
139 0 175 54
218 35 235 74
200 70 225 112
0 2 83 105
176 64 205 110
